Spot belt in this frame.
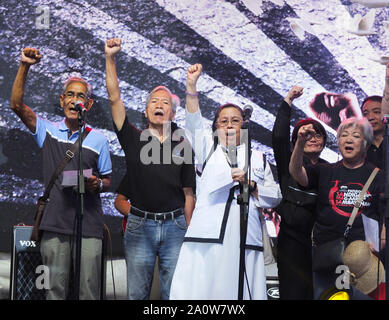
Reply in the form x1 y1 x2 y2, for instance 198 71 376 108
130 206 184 221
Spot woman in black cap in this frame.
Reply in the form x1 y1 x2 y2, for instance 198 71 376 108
272 85 328 300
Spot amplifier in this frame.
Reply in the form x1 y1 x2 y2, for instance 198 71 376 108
10 224 109 300
9 224 46 300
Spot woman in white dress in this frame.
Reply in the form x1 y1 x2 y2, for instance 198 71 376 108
169 64 282 300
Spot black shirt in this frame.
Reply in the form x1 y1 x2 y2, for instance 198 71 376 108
305 161 383 246
366 141 384 169
115 116 195 212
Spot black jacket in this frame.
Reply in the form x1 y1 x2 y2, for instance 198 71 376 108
272 100 327 239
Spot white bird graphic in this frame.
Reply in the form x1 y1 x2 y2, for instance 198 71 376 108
286 17 317 41
269 0 284 6
240 0 263 16
347 10 376 36
240 0 284 16
369 53 389 64
350 0 389 8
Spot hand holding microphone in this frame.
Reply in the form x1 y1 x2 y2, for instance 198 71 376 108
228 144 245 183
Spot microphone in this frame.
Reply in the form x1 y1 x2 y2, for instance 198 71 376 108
243 105 253 121
73 101 87 113
228 145 238 168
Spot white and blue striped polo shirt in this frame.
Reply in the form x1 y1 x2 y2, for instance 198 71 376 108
32 117 112 239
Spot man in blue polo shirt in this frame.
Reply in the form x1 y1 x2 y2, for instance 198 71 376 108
10 47 112 300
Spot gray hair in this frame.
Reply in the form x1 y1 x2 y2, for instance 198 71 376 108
336 117 373 150
145 85 180 113
62 77 92 99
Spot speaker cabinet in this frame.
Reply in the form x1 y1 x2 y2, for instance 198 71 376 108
9 225 46 300
10 224 108 300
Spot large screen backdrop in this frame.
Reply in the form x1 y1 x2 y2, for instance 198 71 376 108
0 0 388 254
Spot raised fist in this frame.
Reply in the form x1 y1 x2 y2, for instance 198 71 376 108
285 85 303 105
297 124 316 143
186 63 202 89
105 38 122 56
21 48 42 65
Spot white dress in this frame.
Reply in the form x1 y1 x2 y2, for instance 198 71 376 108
169 109 282 300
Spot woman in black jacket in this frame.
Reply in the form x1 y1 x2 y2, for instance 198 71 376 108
272 85 328 300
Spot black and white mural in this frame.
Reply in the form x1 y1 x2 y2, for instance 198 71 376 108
0 0 388 252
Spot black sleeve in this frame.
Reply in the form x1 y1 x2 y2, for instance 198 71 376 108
272 100 292 185
375 169 385 222
181 162 196 190
178 139 196 190
304 163 320 190
113 115 140 157
116 173 131 199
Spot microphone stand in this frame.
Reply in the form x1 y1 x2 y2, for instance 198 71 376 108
383 114 389 300
74 110 86 300
237 119 252 300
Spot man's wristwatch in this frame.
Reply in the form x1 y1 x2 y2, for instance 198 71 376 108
249 180 257 193
97 178 104 193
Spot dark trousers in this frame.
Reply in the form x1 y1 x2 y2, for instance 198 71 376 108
276 227 313 300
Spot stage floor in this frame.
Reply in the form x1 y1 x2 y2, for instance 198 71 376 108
0 252 278 300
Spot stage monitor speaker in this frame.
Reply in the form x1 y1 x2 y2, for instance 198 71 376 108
10 224 108 300
9 224 46 300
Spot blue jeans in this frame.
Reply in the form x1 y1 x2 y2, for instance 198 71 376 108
123 212 187 300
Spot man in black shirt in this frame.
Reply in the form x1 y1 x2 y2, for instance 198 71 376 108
361 96 384 169
105 38 195 300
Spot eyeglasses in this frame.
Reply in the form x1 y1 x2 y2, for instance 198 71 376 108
64 91 87 101
217 118 243 127
307 133 323 140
